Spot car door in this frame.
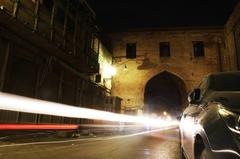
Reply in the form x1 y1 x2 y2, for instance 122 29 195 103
181 103 203 159
181 77 209 159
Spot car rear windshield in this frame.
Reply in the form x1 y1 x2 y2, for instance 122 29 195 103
209 73 240 91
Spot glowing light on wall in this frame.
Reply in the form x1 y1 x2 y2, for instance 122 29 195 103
103 63 116 78
0 92 178 128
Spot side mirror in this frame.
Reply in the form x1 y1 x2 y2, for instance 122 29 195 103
188 88 201 104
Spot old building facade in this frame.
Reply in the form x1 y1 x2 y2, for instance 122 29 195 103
109 28 225 113
0 0 113 124
109 1 240 114
224 1 240 71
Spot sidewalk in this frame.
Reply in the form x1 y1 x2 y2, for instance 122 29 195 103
0 129 122 146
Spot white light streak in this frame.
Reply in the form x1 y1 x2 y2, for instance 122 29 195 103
0 92 179 128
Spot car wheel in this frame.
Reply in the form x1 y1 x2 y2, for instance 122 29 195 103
200 148 207 159
180 147 186 159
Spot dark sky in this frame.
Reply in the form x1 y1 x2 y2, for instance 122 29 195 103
87 0 239 32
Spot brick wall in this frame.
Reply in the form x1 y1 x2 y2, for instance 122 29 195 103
108 28 224 109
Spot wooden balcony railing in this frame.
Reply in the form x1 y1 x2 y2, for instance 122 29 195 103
0 0 100 73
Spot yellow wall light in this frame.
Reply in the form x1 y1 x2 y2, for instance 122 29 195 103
103 63 117 78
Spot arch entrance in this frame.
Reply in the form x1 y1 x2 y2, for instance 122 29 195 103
144 71 187 115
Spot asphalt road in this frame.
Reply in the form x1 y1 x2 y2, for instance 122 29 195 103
0 128 180 159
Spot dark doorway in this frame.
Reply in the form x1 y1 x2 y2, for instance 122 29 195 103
144 71 187 115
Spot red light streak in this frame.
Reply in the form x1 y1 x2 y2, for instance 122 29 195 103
0 124 79 130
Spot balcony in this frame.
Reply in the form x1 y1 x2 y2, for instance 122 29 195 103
0 0 100 73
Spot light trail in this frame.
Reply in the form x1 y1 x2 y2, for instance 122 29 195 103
0 124 79 130
0 92 179 128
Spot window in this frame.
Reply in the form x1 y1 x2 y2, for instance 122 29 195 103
95 74 101 83
67 17 75 33
160 42 170 57
193 41 204 57
41 0 54 11
56 6 66 25
110 98 113 104
126 43 136 59
105 99 108 104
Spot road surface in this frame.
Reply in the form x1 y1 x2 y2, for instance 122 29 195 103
0 128 180 159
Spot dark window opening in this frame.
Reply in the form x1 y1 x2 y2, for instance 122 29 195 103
110 99 113 104
56 7 66 25
126 43 136 59
67 17 75 33
95 74 101 83
69 1 78 16
193 41 205 57
41 0 54 11
160 42 170 57
59 0 68 7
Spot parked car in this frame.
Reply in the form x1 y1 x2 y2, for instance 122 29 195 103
180 72 240 159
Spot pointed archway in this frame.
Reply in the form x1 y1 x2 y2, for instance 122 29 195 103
144 71 187 115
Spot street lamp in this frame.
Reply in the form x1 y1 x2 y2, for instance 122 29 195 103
163 111 168 116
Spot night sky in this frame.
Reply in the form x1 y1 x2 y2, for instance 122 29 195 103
87 0 239 32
